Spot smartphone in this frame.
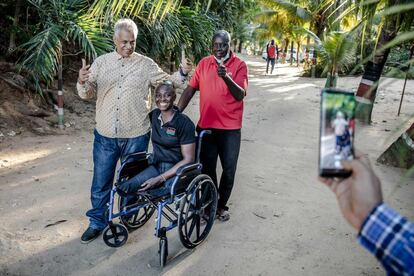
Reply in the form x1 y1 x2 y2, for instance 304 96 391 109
319 88 356 177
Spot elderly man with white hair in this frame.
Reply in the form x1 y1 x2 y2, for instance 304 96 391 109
77 18 192 243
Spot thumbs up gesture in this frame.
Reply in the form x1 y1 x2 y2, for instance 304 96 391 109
78 58 91 85
180 50 193 75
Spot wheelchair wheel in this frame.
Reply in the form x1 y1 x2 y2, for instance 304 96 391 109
159 237 168 268
103 223 128 247
118 194 155 230
178 175 217 249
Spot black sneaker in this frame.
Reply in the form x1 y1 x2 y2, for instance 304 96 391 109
81 227 102 244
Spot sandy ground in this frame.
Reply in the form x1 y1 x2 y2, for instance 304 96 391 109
0 54 413 276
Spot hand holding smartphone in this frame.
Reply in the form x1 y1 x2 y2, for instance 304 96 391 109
319 88 356 177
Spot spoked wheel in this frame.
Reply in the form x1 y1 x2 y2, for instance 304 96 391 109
118 194 155 230
103 223 128 247
159 237 168 268
178 175 218 249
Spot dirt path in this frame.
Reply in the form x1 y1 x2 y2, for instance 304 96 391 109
0 55 413 275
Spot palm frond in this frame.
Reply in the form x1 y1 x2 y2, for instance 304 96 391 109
19 24 65 90
258 0 312 21
70 14 113 60
89 0 182 22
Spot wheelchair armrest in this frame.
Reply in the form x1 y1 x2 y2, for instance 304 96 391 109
121 151 149 165
176 163 200 176
117 151 150 181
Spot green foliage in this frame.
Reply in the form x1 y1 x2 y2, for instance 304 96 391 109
383 43 414 79
304 28 357 81
9 0 256 95
324 92 356 119
132 6 216 67
18 0 113 92
89 0 181 23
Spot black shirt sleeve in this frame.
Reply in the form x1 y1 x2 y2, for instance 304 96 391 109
178 116 196 145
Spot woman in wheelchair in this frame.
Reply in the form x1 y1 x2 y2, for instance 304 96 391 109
117 81 196 196
103 82 217 267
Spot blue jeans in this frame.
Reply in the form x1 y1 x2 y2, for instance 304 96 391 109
266 58 275 74
118 161 175 197
86 129 150 230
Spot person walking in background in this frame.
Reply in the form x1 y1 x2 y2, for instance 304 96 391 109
76 18 192 243
319 152 414 275
266 39 277 75
178 30 248 222
331 111 350 156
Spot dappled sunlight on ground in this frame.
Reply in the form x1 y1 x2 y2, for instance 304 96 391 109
0 149 55 170
0 53 413 275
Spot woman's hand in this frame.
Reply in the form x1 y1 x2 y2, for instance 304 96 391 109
138 175 164 192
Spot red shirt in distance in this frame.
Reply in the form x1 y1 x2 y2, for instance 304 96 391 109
267 44 276 59
189 52 248 130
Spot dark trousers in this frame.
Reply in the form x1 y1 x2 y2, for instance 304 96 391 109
197 127 241 210
266 58 276 74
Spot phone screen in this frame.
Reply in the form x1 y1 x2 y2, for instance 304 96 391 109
319 88 356 177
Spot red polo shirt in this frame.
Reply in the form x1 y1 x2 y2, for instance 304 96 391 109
267 45 276 59
189 52 248 129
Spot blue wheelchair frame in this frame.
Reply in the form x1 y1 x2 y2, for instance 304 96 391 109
102 130 217 267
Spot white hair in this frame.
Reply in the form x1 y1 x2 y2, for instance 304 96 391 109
114 18 138 39
336 111 344 118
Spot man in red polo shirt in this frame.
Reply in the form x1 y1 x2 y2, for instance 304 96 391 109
178 30 248 221
266 39 277 75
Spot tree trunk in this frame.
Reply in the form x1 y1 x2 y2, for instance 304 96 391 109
282 38 289 64
283 38 289 53
377 123 414 168
315 11 326 39
290 41 294 66
233 40 238 52
238 40 243 53
169 51 175 73
355 1 398 124
7 0 23 56
57 48 64 129
296 42 300 67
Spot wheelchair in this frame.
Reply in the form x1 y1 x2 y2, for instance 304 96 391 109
102 130 218 267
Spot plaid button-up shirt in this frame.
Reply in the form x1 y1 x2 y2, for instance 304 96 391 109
76 51 189 138
359 203 414 275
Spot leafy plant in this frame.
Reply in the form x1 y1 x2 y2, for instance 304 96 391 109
306 29 357 87
19 0 112 93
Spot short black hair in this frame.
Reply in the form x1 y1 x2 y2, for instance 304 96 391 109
155 81 176 95
212 30 231 44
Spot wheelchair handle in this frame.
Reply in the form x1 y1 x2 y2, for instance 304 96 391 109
196 130 211 163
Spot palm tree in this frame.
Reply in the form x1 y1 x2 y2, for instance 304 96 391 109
19 0 112 127
257 0 336 39
354 0 414 123
20 0 112 91
89 0 182 23
254 6 306 64
378 122 414 170
307 29 356 87
7 0 24 56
